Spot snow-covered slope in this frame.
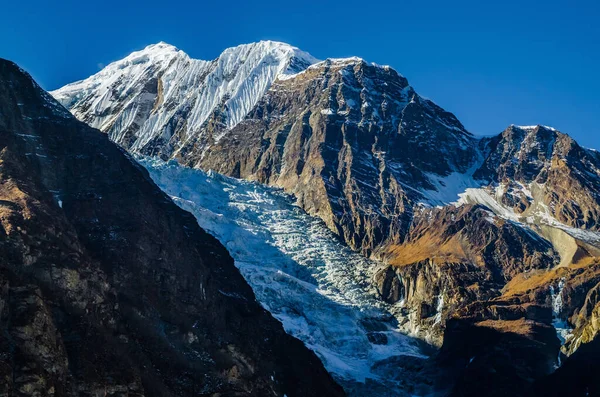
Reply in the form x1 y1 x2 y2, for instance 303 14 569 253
136 156 427 396
51 41 318 155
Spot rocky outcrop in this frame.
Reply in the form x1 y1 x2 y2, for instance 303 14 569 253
374 204 557 344
0 59 343 396
567 299 600 354
385 204 557 279
563 279 600 355
194 59 478 254
475 125 600 231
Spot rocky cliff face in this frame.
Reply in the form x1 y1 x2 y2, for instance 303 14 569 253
374 204 558 345
0 59 343 396
52 45 480 255
194 58 478 255
564 278 600 355
475 125 600 231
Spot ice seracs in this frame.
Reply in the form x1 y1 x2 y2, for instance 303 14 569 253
137 156 426 396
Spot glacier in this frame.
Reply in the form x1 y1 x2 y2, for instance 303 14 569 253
136 156 428 395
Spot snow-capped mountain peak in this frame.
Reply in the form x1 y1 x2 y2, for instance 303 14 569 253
510 124 558 132
127 41 182 59
50 40 320 155
50 41 190 111
219 40 319 73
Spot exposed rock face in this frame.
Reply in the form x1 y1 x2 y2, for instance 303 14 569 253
386 204 557 279
564 280 600 354
374 204 558 344
53 47 479 255
475 125 600 231
0 59 343 396
194 59 477 254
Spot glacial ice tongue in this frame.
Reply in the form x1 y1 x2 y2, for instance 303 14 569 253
136 156 425 395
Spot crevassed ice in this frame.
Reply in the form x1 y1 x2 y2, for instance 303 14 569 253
136 156 425 394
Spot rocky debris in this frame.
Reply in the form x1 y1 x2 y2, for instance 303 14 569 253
0 58 343 396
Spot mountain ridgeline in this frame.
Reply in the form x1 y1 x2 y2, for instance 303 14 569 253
45 41 600 396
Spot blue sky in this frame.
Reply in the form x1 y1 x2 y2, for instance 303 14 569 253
2 0 598 149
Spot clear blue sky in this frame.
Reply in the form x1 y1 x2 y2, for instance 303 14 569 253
2 0 598 149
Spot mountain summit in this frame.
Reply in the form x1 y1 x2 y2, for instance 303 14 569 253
52 41 318 154
52 41 479 253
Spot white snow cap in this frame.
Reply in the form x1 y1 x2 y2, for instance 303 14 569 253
51 40 321 150
511 124 558 132
307 56 396 72
125 41 181 61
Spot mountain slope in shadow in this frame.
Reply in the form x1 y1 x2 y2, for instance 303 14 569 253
0 59 344 396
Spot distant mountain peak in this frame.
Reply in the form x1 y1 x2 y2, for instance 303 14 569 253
509 124 559 132
141 41 180 51
117 41 185 66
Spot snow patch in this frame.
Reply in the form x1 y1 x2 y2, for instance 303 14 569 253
433 293 444 326
512 124 558 132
